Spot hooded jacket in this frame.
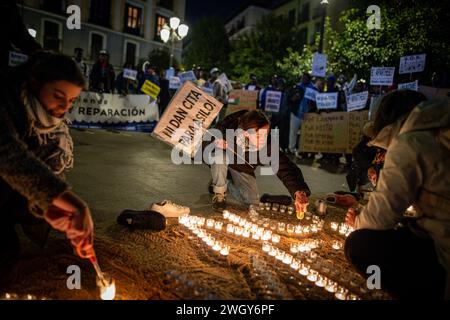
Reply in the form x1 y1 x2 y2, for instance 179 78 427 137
355 98 450 297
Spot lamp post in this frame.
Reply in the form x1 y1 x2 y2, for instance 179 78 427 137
160 17 189 69
318 0 329 53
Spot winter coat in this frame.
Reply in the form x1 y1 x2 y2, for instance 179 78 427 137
354 99 450 297
0 67 69 216
206 110 311 198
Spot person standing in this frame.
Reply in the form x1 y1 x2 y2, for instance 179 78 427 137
89 50 115 93
244 74 261 91
206 67 228 122
73 47 89 85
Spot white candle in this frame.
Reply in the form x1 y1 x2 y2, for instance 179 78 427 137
226 224 235 234
325 281 338 293
275 250 285 261
271 234 281 244
332 241 342 250
242 230 250 238
290 260 300 270
269 247 277 256
206 219 215 228
278 223 286 232
294 225 303 235
262 230 272 241
214 221 223 231
222 210 230 219
299 264 310 276
286 224 294 234
252 233 260 240
282 254 293 265
206 237 215 246
315 276 327 288
290 243 298 254
335 288 348 300
331 222 338 231
262 242 271 252
307 270 318 282
220 245 230 256
235 226 243 236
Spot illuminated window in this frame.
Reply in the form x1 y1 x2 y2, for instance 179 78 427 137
155 15 168 41
124 4 142 36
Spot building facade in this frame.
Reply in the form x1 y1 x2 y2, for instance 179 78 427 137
272 0 349 48
225 4 270 40
19 0 186 69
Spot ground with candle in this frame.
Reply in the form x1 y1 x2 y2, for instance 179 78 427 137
0 130 391 300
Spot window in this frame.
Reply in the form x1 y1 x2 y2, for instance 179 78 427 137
89 0 111 28
299 27 308 47
42 0 65 13
155 15 168 41
288 9 296 27
157 0 173 11
42 20 61 52
124 3 142 36
298 3 310 23
125 41 138 66
90 33 105 59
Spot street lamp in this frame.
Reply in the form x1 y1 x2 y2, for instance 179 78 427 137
318 0 329 53
160 17 189 68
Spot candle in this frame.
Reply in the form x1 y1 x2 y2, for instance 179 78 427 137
269 222 277 231
325 281 338 293
311 225 318 233
258 202 265 210
294 225 303 235
214 221 223 231
262 230 272 241
251 224 258 233
280 205 286 213
262 242 271 252
309 252 318 260
331 222 338 231
287 206 295 215
332 241 342 250
212 241 222 251
303 226 310 235
315 275 327 288
192 228 200 235
239 219 246 227
278 222 286 232
282 254 293 265
198 217 206 227
299 264 310 276
290 259 300 270
262 218 270 228
223 210 230 219
244 221 252 229
272 203 280 212
226 224 235 234
290 243 298 254
286 224 294 234
206 219 215 228
206 237 215 246
307 270 318 282
271 234 281 244
99 278 116 300
269 247 277 257
235 226 243 236
335 287 348 300
220 245 230 256
252 233 260 240
242 230 251 238
275 250 285 261
264 203 271 211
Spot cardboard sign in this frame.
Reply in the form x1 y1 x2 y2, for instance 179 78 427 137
398 80 419 91
316 92 338 110
370 67 395 86
152 81 224 157
347 91 369 112
347 111 369 153
399 54 426 74
9 51 28 67
141 80 161 99
123 68 138 81
169 77 181 90
179 71 197 83
312 52 327 78
264 90 282 113
304 87 318 102
226 90 258 116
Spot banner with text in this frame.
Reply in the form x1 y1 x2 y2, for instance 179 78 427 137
346 91 369 112
264 90 283 113
370 67 395 86
399 54 426 74
316 92 338 110
312 52 327 78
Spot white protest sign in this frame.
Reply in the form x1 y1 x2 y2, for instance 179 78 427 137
152 81 224 157
169 76 181 90
179 70 197 83
202 86 213 95
219 73 233 93
368 95 382 121
311 52 327 78
264 90 282 113
316 92 338 110
370 67 395 86
123 68 138 80
9 51 28 67
165 68 175 80
399 54 426 74
347 91 369 112
304 87 318 101
398 80 419 91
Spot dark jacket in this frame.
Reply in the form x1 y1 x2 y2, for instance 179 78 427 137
0 66 69 216
89 61 116 93
209 110 311 198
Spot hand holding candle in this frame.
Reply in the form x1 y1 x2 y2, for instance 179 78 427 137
294 191 309 220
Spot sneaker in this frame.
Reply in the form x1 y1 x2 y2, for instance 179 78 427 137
117 210 166 231
212 193 226 211
150 200 190 218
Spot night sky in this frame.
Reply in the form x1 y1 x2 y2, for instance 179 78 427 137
185 0 254 25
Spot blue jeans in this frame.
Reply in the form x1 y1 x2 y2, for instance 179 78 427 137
209 151 260 206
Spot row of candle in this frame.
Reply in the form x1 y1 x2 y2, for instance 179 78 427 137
1 293 48 300
261 243 360 300
330 222 355 237
258 202 295 214
248 213 325 237
290 239 321 254
179 215 230 256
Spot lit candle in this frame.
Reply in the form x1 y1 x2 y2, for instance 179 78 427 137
235 226 243 236
272 203 280 212
331 222 338 231
226 224 235 234
294 225 303 235
206 219 215 228
307 269 318 282
239 219 246 227
290 243 298 254
198 217 206 227
282 254 293 265
214 221 223 231
290 260 300 270
269 247 277 256
206 237 215 246
265 203 271 211
280 205 286 213
311 225 318 233
286 224 294 234
325 281 338 293
242 230 250 238
192 228 200 235
335 287 348 300
220 245 230 256
262 242 271 253
212 241 222 251
315 275 327 288
223 210 230 219
303 226 310 235
278 222 286 232
252 233 260 240
262 230 272 241
287 206 295 214
244 222 252 229
332 241 342 250
275 250 285 261
299 264 310 276
271 234 281 244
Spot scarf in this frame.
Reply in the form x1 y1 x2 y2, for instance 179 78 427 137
21 88 74 175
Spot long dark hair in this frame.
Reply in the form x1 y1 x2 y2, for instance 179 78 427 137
238 110 270 131
373 89 427 134
23 51 86 95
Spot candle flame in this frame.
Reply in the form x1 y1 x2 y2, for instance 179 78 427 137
100 280 116 300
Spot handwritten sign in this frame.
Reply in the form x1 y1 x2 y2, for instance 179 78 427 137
152 81 223 157
370 67 395 86
347 91 369 112
398 80 419 91
347 111 369 153
399 54 426 74
123 68 137 81
179 71 197 84
316 92 338 110
311 52 327 78
264 90 282 113
169 77 181 90
304 88 318 102
9 51 28 67
226 90 258 116
141 80 161 99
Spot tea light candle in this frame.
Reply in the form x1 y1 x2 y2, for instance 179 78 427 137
299 264 310 276
330 222 338 231
315 275 327 287
269 247 277 256
332 241 342 250
220 245 230 256
206 237 215 246
262 230 272 241
325 281 338 293
311 225 318 233
287 206 295 214
271 234 281 244
242 230 251 238
278 222 286 232
206 219 215 228
280 205 286 213
235 226 243 236
290 243 298 254
264 203 271 210
303 226 310 234
223 210 230 219
262 242 271 253
282 254 293 265
286 224 294 234
198 217 206 226
192 228 200 235
212 241 222 251
226 224 235 233
275 250 285 261
290 259 300 270
244 221 252 229
256 227 264 237
251 224 258 233
272 203 280 212
335 288 348 300
214 221 223 231
239 219 246 227
307 269 318 282
294 225 303 235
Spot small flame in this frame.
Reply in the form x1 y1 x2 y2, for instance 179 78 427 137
100 280 116 300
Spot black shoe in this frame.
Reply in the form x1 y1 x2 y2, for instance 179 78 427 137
117 210 167 231
212 194 226 211
260 194 292 206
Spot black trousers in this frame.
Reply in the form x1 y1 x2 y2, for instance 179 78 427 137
345 227 446 299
